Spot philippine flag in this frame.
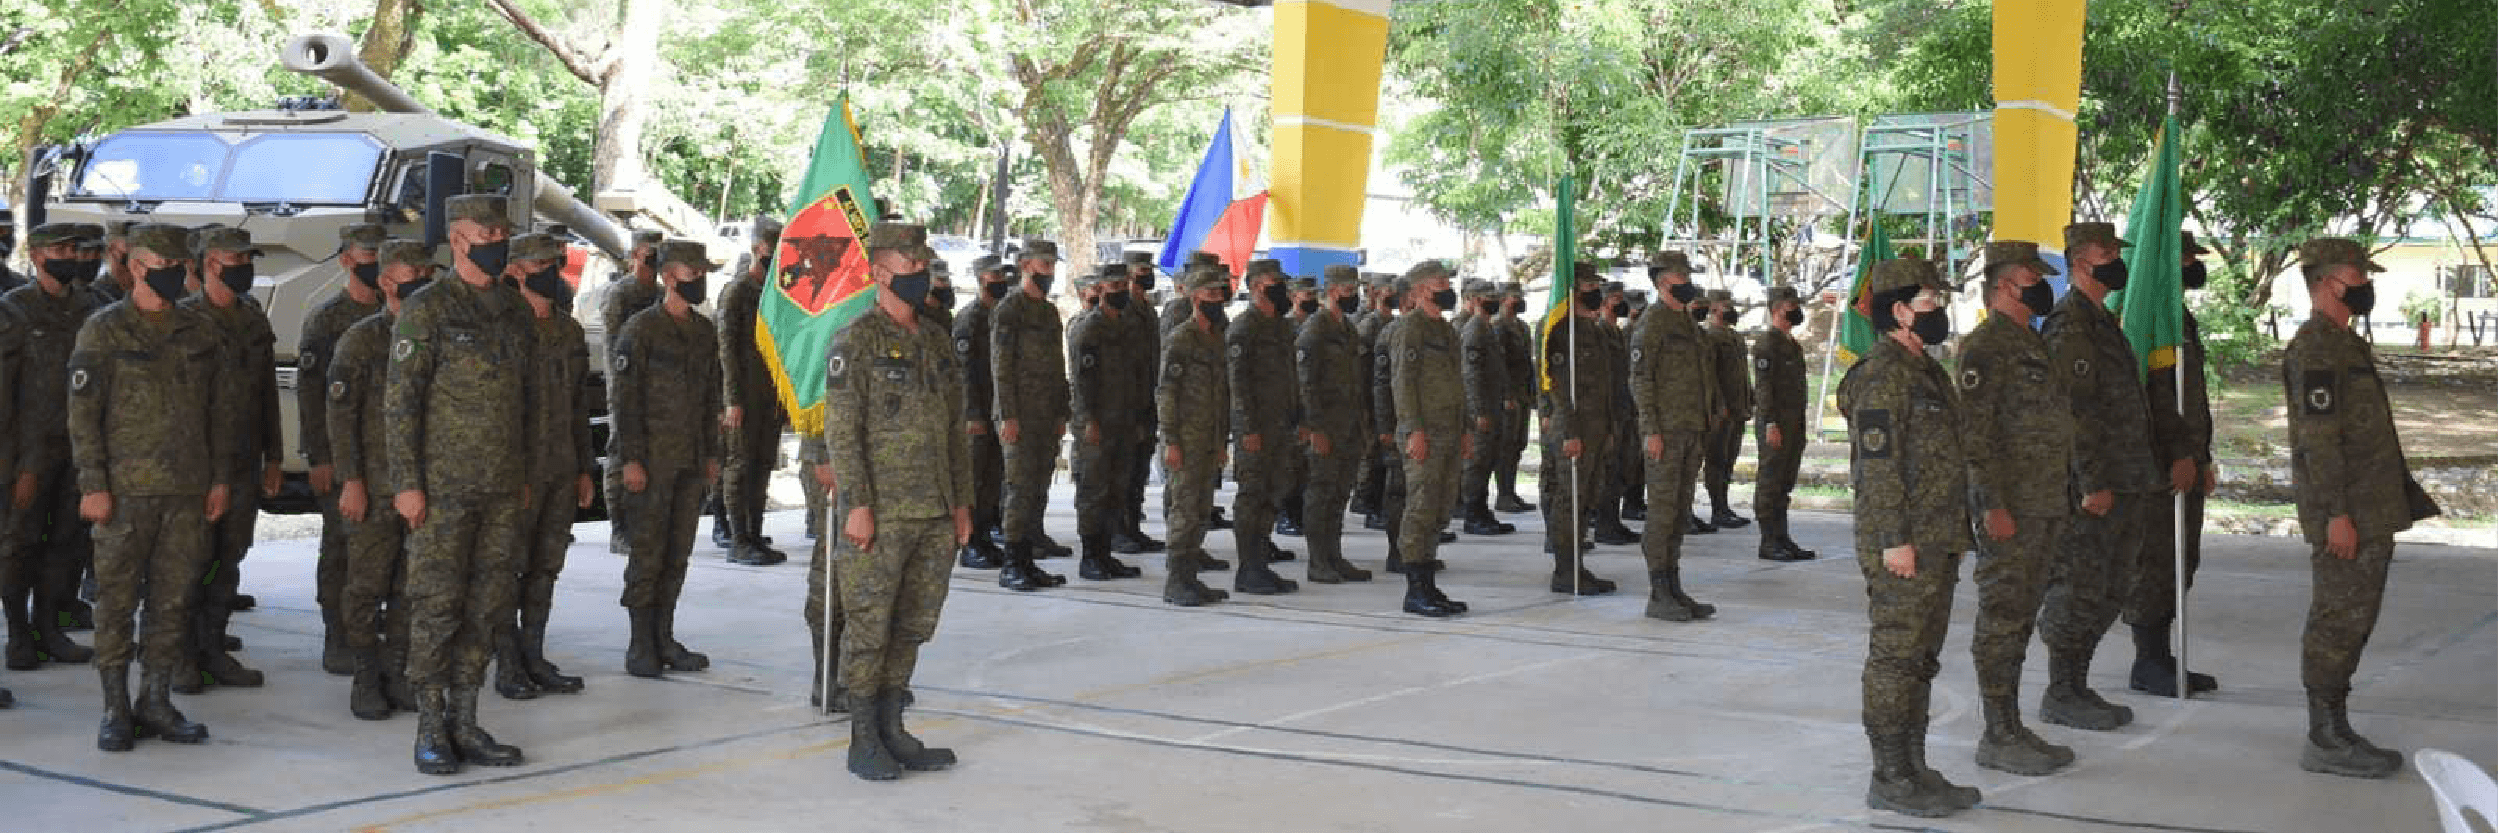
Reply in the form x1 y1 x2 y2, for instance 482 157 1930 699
1156 107 1267 276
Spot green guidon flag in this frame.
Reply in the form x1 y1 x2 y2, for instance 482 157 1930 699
2109 114 2187 381
760 98 881 436
1835 220 1891 366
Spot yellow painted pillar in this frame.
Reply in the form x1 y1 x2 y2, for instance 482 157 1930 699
1269 0 1391 277
1992 0 2087 248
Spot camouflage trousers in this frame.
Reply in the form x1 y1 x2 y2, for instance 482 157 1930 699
1496 398 1531 489
1376 437 1408 550
1301 437 1365 569
509 475 578 639
1858 544 1960 736
1352 436 1386 513
1161 440 1225 567
1232 434 1292 558
1460 416 1502 506
5 461 92 637
1639 432 1707 573
801 466 829 539
803 527 842 689
969 431 1003 538
1396 430 1463 568
188 486 259 656
832 515 954 691
2123 490 2205 627
315 489 348 626
1613 414 1642 505
403 493 523 688
2302 536 2394 693
2037 492 2144 657
90 495 210 672
722 413 779 536
1752 419 1805 524
1278 434 1309 522
1971 514 2062 700
1701 417 1743 503
339 501 409 662
1541 428 1615 556
603 441 632 541
1128 437 1155 529
1073 423 1143 541
1001 425 1062 544
620 467 705 610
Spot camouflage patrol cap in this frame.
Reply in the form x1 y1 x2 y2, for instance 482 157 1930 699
930 258 951 277
26 222 83 248
2297 238 2386 273
1016 239 1061 262
1124 251 1155 267
1869 258 1948 294
1498 281 1525 298
1604 281 1627 295
2180 230 2211 256
1648 250 1695 275
1288 276 1319 293
1186 251 1224 268
973 254 1006 276
1185 267 1230 293
1097 261 1133 282
1625 289 1651 304
1981 241 2059 276
509 233 566 264
1403 260 1452 282
1462 278 1495 297
1323 264 1361 290
340 223 389 251
444 194 513 229
1245 258 1285 278
866 222 937 260
378 240 434 268
1366 274 1398 294
196 226 262 256
1570 261 1600 284
127 223 193 259
752 215 785 246
658 240 715 272
1766 285 1801 305
631 229 666 249
1703 288 1732 305
2062 222 2129 252
104 221 137 242
68 224 106 250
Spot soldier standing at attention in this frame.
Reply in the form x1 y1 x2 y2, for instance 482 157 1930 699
1158 269 1237 607
821 225 971 781
1750 285 1815 562
69 223 231 751
2284 238 2422 779
302 224 388 676
1956 242 2076 776
488 233 593 701
926 259 956 326
2036 221 2157 733
1065 263 1147 581
3 224 100 670
951 256 1011 570
1613 289 1649 525
178 227 282 691
1542 263 1622 596
613 240 725 680
387 195 536 774
329 240 434 719
2125 230 2222 697
1632 252 1716 619
1115 253 1167 556
717 216 788 567
991 241 1071 591
1389 262 1469 617
1700 289 1754 530
1351 276 1397 527
1457 280 1514 537
1585 281 1639 547
1274 277 1320 541
1838 258 1979 818
1494 282 1537 514
1296 266 1375 584
1161 253 1235 532
603 229 668 555
1225 260 1303 595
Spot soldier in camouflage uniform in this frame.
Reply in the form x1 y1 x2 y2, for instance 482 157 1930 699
1543 263 1624 597
1957 242 2077 775
603 229 668 555
3 224 100 671
2125 231 2222 697
951 256 1011 569
927 258 955 326
613 240 725 680
488 233 594 701
1699 289 1754 530
330 240 434 719
302 223 389 676
1066 263 1148 581
1632 252 1717 619
1115 252 1168 555
1457 279 1515 537
1750 285 1815 562
1494 282 1537 513
1160 251 1236 534
2036 221 2156 733
716 216 788 566
69 223 231 751
1838 258 1979 818
387 195 535 774
820 223 971 781
1223 260 1304 595
1274 276 1320 540
1351 276 1398 525
1389 263 1469 617
990 240 1071 591
2284 238 2422 779
1158 269 1237 607
1581 281 1639 547
1613 289 1649 524
1296 266 1375 584
173 226 282 692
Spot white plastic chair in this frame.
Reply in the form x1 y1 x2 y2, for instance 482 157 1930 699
2417 749 2499 833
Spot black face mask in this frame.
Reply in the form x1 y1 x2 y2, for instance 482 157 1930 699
2092 258 2129 292
1105 290 1132 311
1479 300 1501 316
0 237 13 259
72 259 103 284
640 251 661 274
1259 282 1290 311
1911 307 1949 345
1027 272 1054 296
524 264 571 306
41 259 79 284
889 269 932 307
1616 301 1633 318
394 276 432 302
1667 282 1702 304
143 265 189 303
1197 299 1228 329
2341 282 2376 317
1384 296 1402 312
1691 306 1711 322
1133 273 1156 292
1718 309 1737 326
218 262 255 296
465 240 510 277
1296 298 1318 315
1429 287 1458 311
2019 280 2055 317
983 279 1012 300
1783 308 1805 327
2181 259 2208 290
675 276 707 306
1577 289 1603 310
930 287 956 309
352 261 382 289
1336 296 1361 314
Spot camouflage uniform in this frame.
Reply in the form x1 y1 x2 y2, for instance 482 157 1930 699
611 241 723 676
1389 268 1468 615
1750 287 1812 558
1543 291 1622 592
990 257 1071 574
301 224 388 674
1494 285 1537 511
1296 267 1374 584
1630 255 1717 617
953 262 1005 565
180 226 285 688
1066 267 1152 580
1121 253 1165 550
1226 265 1301 593
2125 233 2220 696
1370 308 1410 561
1591 289 1639 543
1157 269 1234 606
1350 283 1396 520
2 224 101 669
328 278 416 718
600 230 668 549
1702 291 1755 525
1456 280 1513 534
496 234 595 697
716 221 786 564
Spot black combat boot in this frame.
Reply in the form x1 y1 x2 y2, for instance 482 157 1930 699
1865 732 1963 818
493 627 540 700
708 493 733 548
998 542 1054 592
2039 647 2132 730
321 606 354 676
1461 499 1509 536
1233 543 1300 596
880 687 955 771
1077 536 1140 581
1643 570 1694 622
2 580 38 671
133 667 208 744
1494 468 1535 513
624 607 664 678
1688 513 1717 535
847 690 902 781
449 685 524 766
1976 695 2074 775
350 650 393 720
1665 565 1716 619
747 503 787 559
657 606 709 672
1591 510 1640 545
520 610 584 694
1548 547 1617 595
195 598 260 686
2128 620 2217 696
1034 532 1074 559
1209 506 1234 530
2301 689 2401 778
97 665 135 752
1161 553 1229 607
1708 486 1751 528
1362 511 1389 531
1122 517 1166 552
958 537 1006 569
1907 690 1982 810
1275 495 1304 537
1400 565 1463 618
807 628 845 712
413 687 460 775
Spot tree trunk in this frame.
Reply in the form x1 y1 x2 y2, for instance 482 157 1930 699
348 0 424 112
592 0 663 193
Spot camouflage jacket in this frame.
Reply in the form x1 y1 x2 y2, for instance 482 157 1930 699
991 291 1070 425
1158 320 1230 452
1541 314 1615 442
1707 323 1754 418
612 304 723 476
824 307 971 520
1068 306 1153 434
2042 289 2160 495
2283 317 2414 544
1459 315 1510 424
953 299 999 422
1370 314 1404 441
717 275 780 411
1605 318 1636 419
1227 306 1300 440
2 283 97 473
387 277 537 498
183 294 283 484
1356 310 1392 432
528 311 597 483
1630 307 1716 436
327 310 398 494
1296 308 1368 448
1159 296 1194 342
67 302 232 497
0 321 16 477
601 277 663 355
296 289 382 467
2149 311 2215 466
1390 312 1464 437
1499 316 1535 406
1955 313 2074 518
1751 326 1808 428
1840 336 1972 554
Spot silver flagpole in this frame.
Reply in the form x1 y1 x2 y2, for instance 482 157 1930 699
2168 70 2190 702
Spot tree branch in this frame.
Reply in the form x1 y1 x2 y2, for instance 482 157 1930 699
482 0 605 86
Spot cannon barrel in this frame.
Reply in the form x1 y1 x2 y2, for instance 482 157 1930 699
282 32 630 261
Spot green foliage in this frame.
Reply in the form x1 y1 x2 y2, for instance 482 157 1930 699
2190 261 2274 388
2401 290 2446 326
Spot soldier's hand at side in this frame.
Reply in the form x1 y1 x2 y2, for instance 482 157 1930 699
577 473 595 508
12 472 35 511
1644 434 1663 462
1504 399 1516 412
844 505 875 550
1461 432 1475 461
1310 432 1331 456
340 480 368 522
2081 489 2114 517
206 484 231 522
79 491 111 524
1766 424 1783 453
705 460 721 483
1476 416 1492 433
2169 458 2196 494
1165 445 1183 471
1001 419 1021 445
1882 544 1917 578
1243 433 1263 454
263 462 283 498
2200 464 2217 496
1085 422 1101 446
623 462 649 493
2326 515 2357 559
1562 438 1583 460
1378 433 1392 447
723 406 744 430
396 490 427 529
1406 432 1428 461
952 505 972 546
1985 507 2017 542
965 420 989 436
310 463 335 496
813 462 836 491
520 483 533 511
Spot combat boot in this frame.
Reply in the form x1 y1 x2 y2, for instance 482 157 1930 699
413 687 460 775
1274 515 1303 537
97 665 135 752
1665 565 1715 619
3 633 38 671
1591 515 1640 545
1620 497 1647 522
1976 695 2074 775
1265 541 1298 562
1122 518 1166 552
1688 513 1717 535
847 690 902 781
1461 500 1508 536
725 540 780 566
1400 566 1462 618
350 651 393 720
1077 536 1141 581
1362 511 1389 531
998 542 1055 592
624 607 665 678
1161 556 1228 607
879 687 955 771
1866 733 1964 818
449 685 524 766
1209 506 1234 530
29 597 92 664
493 629 540 701
1548 547 1618 595
383 642 419 713
2128 621 2217 697
1233 545 1300 596
1305 546 1372 584
168 646 207 694
1906 699 1982 811
321 607 354 676
958 538 1006 569
747 504 788 560
2039 648 2132 731
2301 690 2401 778
657 607 709 672
807 629 845 712
133 667 208 744
1708 487 1751 528
708 494 733 548
519 613 584 694
1034 533 1074 559
1644 571 1694 622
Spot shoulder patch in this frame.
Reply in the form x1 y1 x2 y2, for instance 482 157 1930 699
614 353 630 373
1958 367 1981 390
1228 344 1243 359
2302 369 2335 415
2072 358 2090 378
393 338 416 362
828 354 847 379
69 368 91 394
955 337 972 355
1630 348 1643 365
1855 408 1892 459
1080 349 1099 369
301 353 318 371
1754 356 1769 370
329 379 349 401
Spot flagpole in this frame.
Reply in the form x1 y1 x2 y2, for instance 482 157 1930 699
1812 144 1868 441
2167 70 2190 702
